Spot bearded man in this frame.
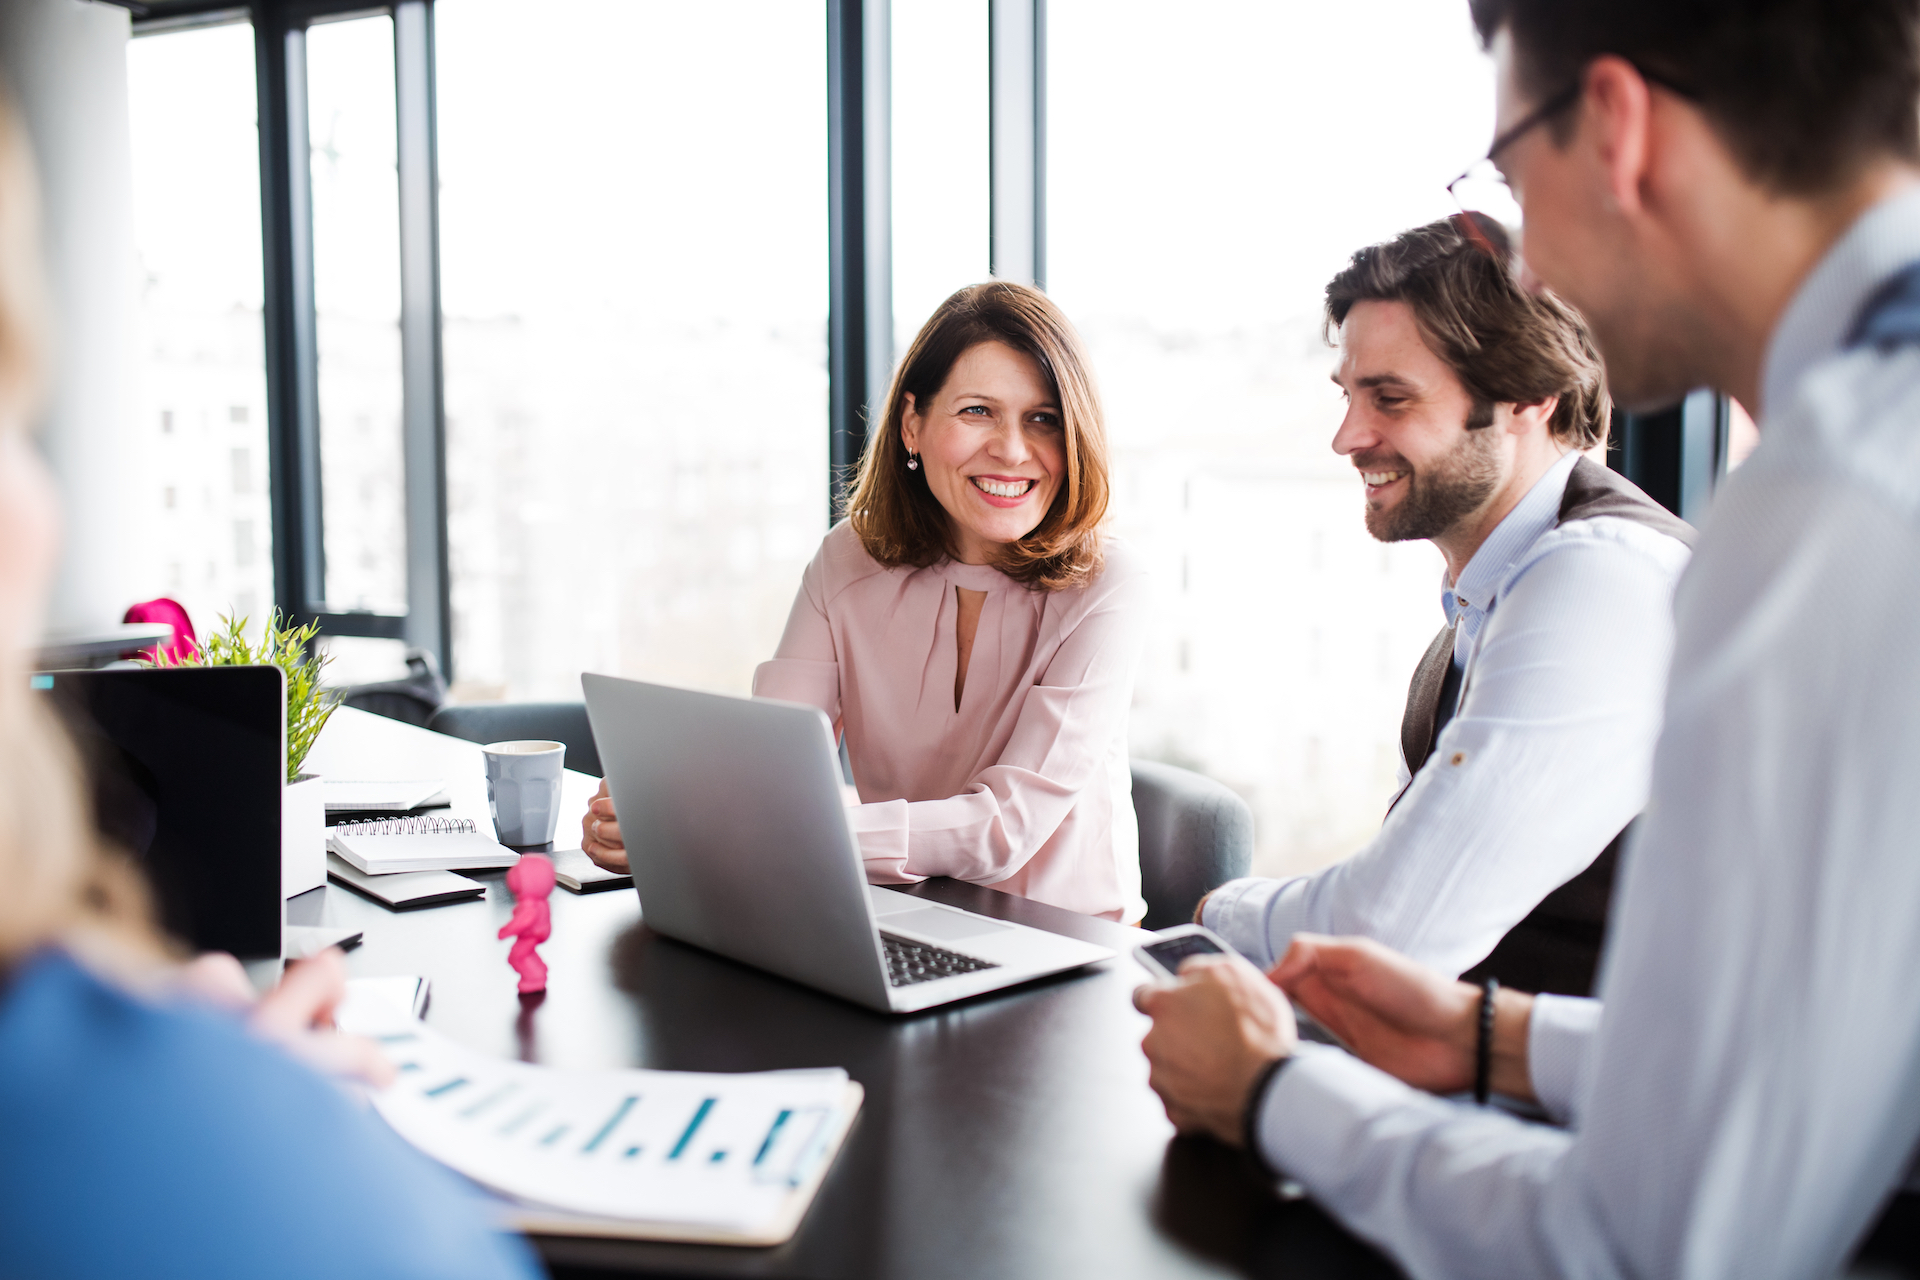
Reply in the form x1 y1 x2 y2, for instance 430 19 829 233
1198 216 1691 996
1141 1 1920 1272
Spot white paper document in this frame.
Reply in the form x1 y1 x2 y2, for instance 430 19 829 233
338 986 858 1236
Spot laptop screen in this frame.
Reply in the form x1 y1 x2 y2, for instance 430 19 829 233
35 666 284 959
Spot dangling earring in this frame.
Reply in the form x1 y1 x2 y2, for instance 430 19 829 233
906 451 920 471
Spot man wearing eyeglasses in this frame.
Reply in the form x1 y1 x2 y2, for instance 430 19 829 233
1139 1 1920 1276
1196 217 1692 998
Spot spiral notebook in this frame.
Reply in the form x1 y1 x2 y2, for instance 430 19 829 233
326 816 519 876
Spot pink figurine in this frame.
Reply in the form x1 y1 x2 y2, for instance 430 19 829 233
498 856 556 993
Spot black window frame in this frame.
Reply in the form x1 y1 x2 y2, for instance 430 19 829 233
1610 391 1737 522
132 0 1048 675
135 0 451 675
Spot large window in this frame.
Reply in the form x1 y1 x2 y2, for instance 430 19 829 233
307 13 408 617
129 2 1635 889
891 0 990 346
127 21 273 638
434 0 829 701
1048 0 1497 880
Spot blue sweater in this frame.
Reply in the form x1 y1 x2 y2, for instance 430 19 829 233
0 950 542 1280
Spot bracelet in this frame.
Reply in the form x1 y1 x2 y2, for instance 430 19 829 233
1240 1055 1292 1181
1474 977 1499 1107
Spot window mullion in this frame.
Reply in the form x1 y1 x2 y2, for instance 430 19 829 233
256 3 328 625
394 0 450 677
827 0 892 519
989 0 1044 288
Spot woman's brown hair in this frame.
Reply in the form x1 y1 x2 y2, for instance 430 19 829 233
0 87 158 970
844 281 1109 591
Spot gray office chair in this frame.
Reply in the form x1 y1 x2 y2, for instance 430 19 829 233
1131 759 1254 930
339 647 448 728
426 700 602 777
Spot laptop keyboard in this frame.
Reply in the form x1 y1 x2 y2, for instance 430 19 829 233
881 932 1000 987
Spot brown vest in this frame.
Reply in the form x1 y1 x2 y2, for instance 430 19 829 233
1398 457 1694 996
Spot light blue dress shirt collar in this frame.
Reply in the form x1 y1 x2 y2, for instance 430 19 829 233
1763 182 1920 418
1440 447 1581 660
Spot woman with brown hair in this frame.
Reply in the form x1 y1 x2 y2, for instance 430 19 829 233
585 282 1150 921
0 93 536 1278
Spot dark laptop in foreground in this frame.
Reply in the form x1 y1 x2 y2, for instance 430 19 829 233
34 666 284 959
582 674 1114 1014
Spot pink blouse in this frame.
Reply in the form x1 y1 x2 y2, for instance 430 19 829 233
752 522 1150 922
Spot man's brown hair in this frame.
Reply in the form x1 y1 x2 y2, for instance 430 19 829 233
1469 0 1920 196
1324 216 1610 449
845 281 1109 591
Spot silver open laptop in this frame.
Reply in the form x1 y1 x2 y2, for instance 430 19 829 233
581 674 1114 1013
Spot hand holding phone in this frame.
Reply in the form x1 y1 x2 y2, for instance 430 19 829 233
1132 923 1239 984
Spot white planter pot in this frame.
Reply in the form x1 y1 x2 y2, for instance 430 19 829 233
283 772 326 897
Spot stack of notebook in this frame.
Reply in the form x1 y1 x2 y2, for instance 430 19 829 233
326 816 517 910
323 779 451 816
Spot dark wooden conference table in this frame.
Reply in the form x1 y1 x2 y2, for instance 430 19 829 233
294 710 1920 1278
298 708 1404 1279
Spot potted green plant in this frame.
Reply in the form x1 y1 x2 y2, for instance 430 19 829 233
150 611 342 896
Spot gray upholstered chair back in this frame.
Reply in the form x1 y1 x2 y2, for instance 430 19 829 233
426 701 602 777
339 647 447 728
1131 759 1254 929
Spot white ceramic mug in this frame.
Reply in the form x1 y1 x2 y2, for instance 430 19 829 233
482 739 566 846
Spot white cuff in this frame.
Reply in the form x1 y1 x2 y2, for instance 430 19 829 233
1201 876 1306 970
1253 1042 1448 1187
1526 993 1601 1126
848 798 922 884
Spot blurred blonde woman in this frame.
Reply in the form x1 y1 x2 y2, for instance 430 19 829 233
0 92 537 1280
585 283 1151 922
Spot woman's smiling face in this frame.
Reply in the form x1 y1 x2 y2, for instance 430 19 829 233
900 340 1066 565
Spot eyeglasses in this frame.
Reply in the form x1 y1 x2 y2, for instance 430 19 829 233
1447 62 1699 260
1446 81 1580 241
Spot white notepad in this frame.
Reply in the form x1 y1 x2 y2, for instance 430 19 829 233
327 816 519 875
325 779 449 813
338 984 862 1245
550 847 633 894
328 855 488 909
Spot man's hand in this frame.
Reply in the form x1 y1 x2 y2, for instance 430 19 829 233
1271 934 1534 1102
581 778 629 872
1134 955 1297 1146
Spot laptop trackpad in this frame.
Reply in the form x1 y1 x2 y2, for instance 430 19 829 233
887 906 1012 944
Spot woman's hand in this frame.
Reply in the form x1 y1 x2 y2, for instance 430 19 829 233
581 778 629 872
175 949 394 1088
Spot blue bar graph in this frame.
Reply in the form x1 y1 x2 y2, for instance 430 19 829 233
668 1097 717 1161
460 1084 518 1119
423 1077 469 1098
582 1096 639 1154
754 1110 792 1166
498 1102 544 1137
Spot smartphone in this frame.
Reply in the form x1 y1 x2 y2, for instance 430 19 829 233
1132 923 1237 983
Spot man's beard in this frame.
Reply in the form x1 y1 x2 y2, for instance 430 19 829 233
1360 426 1502 543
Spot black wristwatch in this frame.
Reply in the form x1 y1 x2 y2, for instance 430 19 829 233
1241 1055 1292 1181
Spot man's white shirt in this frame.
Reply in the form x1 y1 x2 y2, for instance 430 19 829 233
1204 448 1690 977
1256 186 1920 1280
